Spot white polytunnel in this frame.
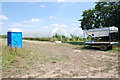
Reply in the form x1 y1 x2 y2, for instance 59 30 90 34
49 27 71 38
84 26 118 37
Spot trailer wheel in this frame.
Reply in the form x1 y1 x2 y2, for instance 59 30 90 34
100 45 107 51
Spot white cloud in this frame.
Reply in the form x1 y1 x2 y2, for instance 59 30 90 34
24 18 44 23
40 5 45 8
51 24 67 28
57 0 65 2
42 26 48 29
71 23 77 26
57 0 98 2
49 16 57 19
0 15 8 20
60 24 67 28
0 22 3 24
1 0 98 2
9 23 34 27
71 23 80 27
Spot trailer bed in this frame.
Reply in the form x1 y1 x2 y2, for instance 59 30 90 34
84 41 119 50
85 42 119 45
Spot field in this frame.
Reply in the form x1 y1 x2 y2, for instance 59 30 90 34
0 38 119 78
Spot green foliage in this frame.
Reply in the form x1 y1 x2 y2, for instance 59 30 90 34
66 42 84 46
51 34 84 42
79 1 120 41
99 0 119 2
2 47 30 69
107 44 120 52
23 37 51 41
70 34 80 41
0 35 7 38
80 2 120 29
52 33 63 41
86 36 92 41
79 9 96 30
23 34 84 42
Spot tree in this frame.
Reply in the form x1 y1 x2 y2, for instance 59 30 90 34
79 1 120 41
79 9 96 30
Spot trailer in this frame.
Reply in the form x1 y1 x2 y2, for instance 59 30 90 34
84 41 119 50
84 26 119 51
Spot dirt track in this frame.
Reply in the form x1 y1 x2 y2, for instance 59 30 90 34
1 39 119 78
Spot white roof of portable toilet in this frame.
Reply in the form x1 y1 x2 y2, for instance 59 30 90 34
84 26 118 37
8 28 22 32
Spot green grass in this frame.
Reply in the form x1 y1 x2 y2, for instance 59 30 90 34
107 45 120 53
34 51 70 64
1 38 118 78
23 37 85 42
49 55 69 62
0 35 7 38
2 44 70 70
2 46 31 69
23 37 51 41
65 41 84 46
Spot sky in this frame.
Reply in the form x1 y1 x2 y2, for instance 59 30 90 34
1 2 95 38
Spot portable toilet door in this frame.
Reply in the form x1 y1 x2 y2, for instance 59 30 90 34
7 28 22 48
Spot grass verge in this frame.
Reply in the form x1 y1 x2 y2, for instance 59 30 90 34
2 46 31 69
107 44 120 53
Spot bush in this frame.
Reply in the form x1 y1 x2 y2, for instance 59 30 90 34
23 35 84 42
0 35 7 38
23 37 51 41
2 46 30 69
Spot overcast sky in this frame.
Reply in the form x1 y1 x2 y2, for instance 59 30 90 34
1 1 95 37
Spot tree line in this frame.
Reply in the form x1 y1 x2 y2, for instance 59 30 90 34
79 1 120 42
23 34 90 42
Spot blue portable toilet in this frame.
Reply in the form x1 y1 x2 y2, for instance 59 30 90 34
7 28 22 48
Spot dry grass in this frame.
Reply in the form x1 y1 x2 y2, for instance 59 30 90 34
0 39 119 78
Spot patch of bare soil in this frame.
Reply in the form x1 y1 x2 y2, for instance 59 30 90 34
1 39 118 78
